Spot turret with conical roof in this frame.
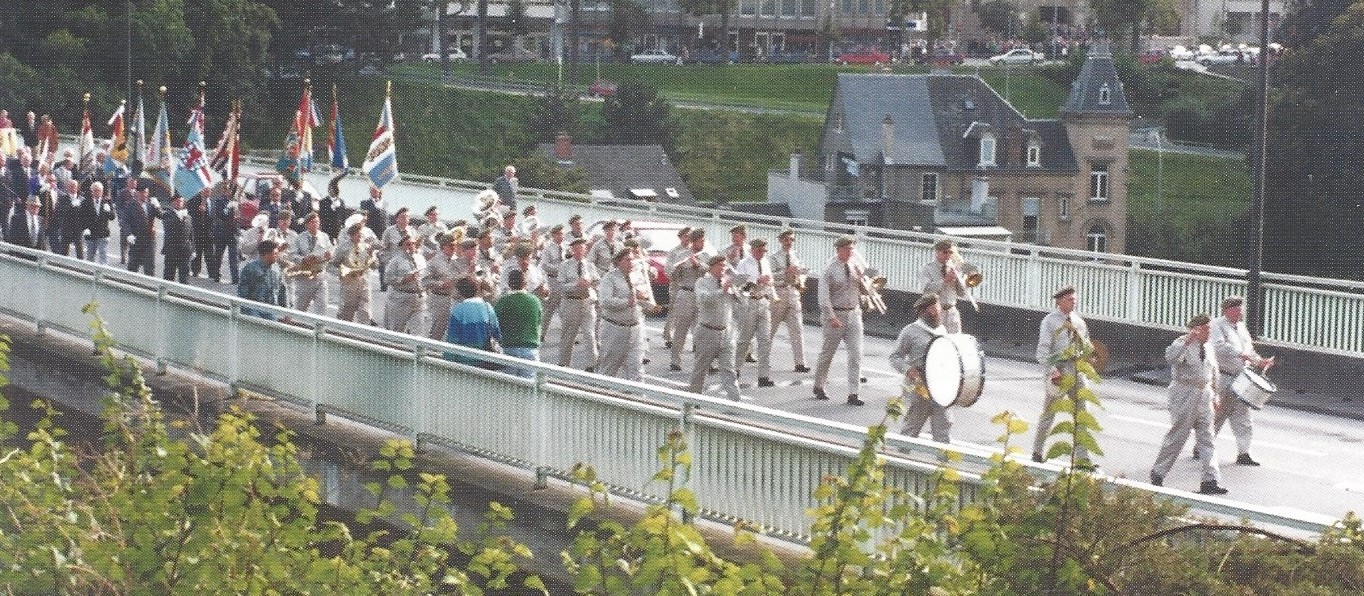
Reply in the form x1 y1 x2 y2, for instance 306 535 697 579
1062 41 1134 118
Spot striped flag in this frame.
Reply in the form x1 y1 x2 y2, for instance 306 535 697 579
327 85 348 173
77 95 95 174
362 81 397 189
130 86 147 171
277 82 320 184
146 88 175 191
173 88 220 199
210 101 240 180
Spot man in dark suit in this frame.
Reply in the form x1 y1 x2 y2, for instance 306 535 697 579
161 195 194 283
187 191 213 278
53 179 87 259
359 185 387 241
20 111 37 151
7 196 44 250
207 185 240 284
124 186 158 276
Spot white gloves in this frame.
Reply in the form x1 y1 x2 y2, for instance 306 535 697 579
127 234 136 245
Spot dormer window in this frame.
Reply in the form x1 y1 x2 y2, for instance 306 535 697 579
979 134 997 167
1099 83 1112 105
1026 143 1041 167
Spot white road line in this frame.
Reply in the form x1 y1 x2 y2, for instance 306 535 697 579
644 375 687 387
1108 414 1329 457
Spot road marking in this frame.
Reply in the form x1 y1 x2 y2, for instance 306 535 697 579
644 375 687 387
1109 414 1328 456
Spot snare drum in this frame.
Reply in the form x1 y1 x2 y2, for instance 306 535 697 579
1230 368 1276 410
923 333 986 408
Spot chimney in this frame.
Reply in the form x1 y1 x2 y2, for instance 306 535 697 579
789 151 802 181
1003 126 1022 167
882 115 895 164
554 131 573 164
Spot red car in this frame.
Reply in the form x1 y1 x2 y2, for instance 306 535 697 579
1138 49 1168 66
835 50 891 66
586 79 617 98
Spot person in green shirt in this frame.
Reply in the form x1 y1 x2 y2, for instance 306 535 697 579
494 268 543 378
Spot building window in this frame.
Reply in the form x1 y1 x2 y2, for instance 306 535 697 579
857 0 870 15
979 134 997 167
741 0 757 15
781 0 797 17
921 173 938 202
1026 144 1041 167
1086 223 1108 252
760 0 776 17
845 209 869 227
1089 164 1109 201
1058 195 1070 220
841 0 853 12
801 0 816 16
1099 83 1112 105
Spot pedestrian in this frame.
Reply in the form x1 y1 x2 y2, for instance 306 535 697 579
237 239 289 320
492 164 518 214
445 277 501 369
494 269 544 378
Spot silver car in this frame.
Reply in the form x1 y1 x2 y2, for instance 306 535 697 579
630 50 683 65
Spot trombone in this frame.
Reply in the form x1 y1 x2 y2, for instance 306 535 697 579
947 246 983 311
851 251 888 314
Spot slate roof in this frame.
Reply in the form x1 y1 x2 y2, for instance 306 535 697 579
1062 42 1134 117
538 143 697 205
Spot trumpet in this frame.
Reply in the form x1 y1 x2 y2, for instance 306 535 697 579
947 247 983 311
285 254 326 280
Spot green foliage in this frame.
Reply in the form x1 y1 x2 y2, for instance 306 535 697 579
0 306 540 594
975 0 1021 37
601 82 678 148
673 110 821 203
1125 149 1249 265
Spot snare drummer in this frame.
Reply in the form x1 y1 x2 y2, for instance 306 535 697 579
889 293 951 443
1209 295 1274 466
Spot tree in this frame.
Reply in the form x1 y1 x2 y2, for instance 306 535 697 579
1088 0 1157 52
909 0 952 53
606 0 650 58
976 0 1022 38
506 0 529 42
601 82 676 147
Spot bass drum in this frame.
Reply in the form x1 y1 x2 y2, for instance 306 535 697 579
923 333 986 408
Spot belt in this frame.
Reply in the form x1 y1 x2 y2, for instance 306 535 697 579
941 303 956 310
748 295 771 301
700 323 725 331
677 286 694 292
605 318 639 327
430 291 451 297
393 288 423 295
833 306 857 311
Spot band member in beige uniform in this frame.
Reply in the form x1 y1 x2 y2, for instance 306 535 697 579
414 205 449 260
734 237 776 387
288 212 333 314
1150 314 1228 495
724 225 747 267
1032 285 1095 465
330 223 378 325
557 238 599 370
1209 295 1274 466
890 293 950 442
422 232 459 340
917 238 967 334
813 236 865 406
667 228 709 371
661 226 692 349
769 229 810 373
598 248 648 381
384 233 426 334
379 207 414 291
587 220 622 275
538 224 567 340
690 255 744 401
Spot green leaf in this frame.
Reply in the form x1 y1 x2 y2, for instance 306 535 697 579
671 488 699 516
1045 442 1073 459
567 497 595 528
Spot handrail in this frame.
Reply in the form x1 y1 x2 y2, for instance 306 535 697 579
0 243 1338 536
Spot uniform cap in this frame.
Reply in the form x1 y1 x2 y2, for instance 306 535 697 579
1187 313 1211 328
834 236 856 248
1221 295 1245 310
777 229 795 240
749 238 767 248
730 224 746 235
914 292 939 311
1052 285 1076 300
569 237 587 246
707 255 728 267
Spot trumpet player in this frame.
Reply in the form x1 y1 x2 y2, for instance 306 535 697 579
557 237 600 371
918 239 968 333
379 207 415 292
690 254 744 401
667 228 710 371
724 225 747 267
423 232 460 340
661 226 693 350
384 233 427 333
598 248 649 381
814 236 866 406
734 237 776 387
769 229 810 373
288 212 334 314
538 224 568 341
890 293 951 443
330 223 378 325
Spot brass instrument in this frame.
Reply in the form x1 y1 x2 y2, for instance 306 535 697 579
339 243 377 280
851 252 888 314
285 254 326 279
947 246 983 311
1087 339 1110 376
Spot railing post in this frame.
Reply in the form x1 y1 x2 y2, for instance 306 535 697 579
678 401 697 523
411 344 425 442
310 321 324 414
154 285 168 375
533 367 550 490
1026 247 1042 309
1126 260 1143 323
34 255 48 334
228 302 241 396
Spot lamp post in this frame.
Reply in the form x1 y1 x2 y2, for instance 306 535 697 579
1247 0 1270 338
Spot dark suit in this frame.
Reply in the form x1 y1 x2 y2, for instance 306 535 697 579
6 208 44 250
359 198 387 239
207 195 240 283
187 195 212 277
52 191 86 258
161 209 194 283
124 200 157 276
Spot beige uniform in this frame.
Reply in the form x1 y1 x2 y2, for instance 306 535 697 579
379 224 410 275
330 237 376 324
414 221 449 259
769 246 808 368
587 237 622 276
667 248 709 368
476 247 502 300
889 319 950 442
538 241 567 338
1151 337 1222 485
288 231 333 314
1211 316 1262 455
917 259 966 334
422 251 458 340
1032 309 1094 461
384 251 426 334
661 243 691 345
597 268 646 381
557 257 599 368
814 258 864 396
733 254 775 379
690 273 741 400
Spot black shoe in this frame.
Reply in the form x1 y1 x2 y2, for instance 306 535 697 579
584 366 595 373
813 387 829 400
642 358 651 365
794 364 811 373
1192 448 1201 460
664 341 673 348
709 367 718 375
1031 453 1045 463
757 377 775 388
860 377 868 383
846 394 864 406
745 354 757 363
669 364 683 372
1235 453 1261 466
1149 472 1163 487
1198 481 1228 495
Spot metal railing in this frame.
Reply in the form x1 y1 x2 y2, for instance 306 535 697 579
0 245 1337 537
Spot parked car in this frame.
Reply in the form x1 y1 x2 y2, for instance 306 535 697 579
586 220 688 306
630 49 683 65
421 49 468 63
834 50 890 65
1138 49 1168 65
761 50 812 64
1196 48 1242 66
1168 45 1195 61
921 47 965 66
988 48 1043 65
586 79 617 98
486 47 538 64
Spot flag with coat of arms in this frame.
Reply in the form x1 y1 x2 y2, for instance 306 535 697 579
146 87 175 191
77 94 96 175
174 86 220 199
106 100 127 172
327 84 348 174
362 81 397 189
277 81 320 185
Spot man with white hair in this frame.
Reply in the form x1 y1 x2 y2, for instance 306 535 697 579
80 181 116 264
491 164 518 213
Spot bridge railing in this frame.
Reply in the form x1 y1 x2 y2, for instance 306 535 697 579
0 245 1336 537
